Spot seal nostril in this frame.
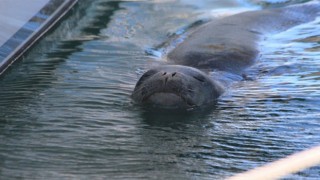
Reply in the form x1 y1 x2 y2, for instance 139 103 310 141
163 72 167 76
172 72 177 77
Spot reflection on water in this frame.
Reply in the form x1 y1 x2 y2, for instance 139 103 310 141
0 0 319 179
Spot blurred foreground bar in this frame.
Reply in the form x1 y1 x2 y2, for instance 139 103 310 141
228 145 320 180
0 0 77 75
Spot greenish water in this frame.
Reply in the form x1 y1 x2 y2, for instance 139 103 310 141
0 0 319 179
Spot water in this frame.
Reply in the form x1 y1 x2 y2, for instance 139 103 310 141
0 0 319 179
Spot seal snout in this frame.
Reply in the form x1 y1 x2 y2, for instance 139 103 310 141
132 65 224 108
161 71 179 87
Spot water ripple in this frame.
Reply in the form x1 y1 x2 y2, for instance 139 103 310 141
1 0 320 179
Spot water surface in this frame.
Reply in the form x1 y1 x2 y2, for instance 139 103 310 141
0 0 319 179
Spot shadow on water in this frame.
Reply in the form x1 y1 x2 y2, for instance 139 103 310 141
0 1 122 115
43 1 120 60
81 1 121 35
1 0 121 79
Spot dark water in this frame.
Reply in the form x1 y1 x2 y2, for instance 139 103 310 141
0 0 319 179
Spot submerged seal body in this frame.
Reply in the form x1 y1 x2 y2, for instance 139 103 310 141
132 2 320 109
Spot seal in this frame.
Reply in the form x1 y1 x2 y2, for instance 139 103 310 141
132 2 320 109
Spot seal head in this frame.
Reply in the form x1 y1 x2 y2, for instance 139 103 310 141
132 65 224 108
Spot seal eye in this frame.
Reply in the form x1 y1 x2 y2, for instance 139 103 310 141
192 75 205 82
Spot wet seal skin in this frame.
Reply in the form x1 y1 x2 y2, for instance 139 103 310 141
132 65 224 109
132 1 320 109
